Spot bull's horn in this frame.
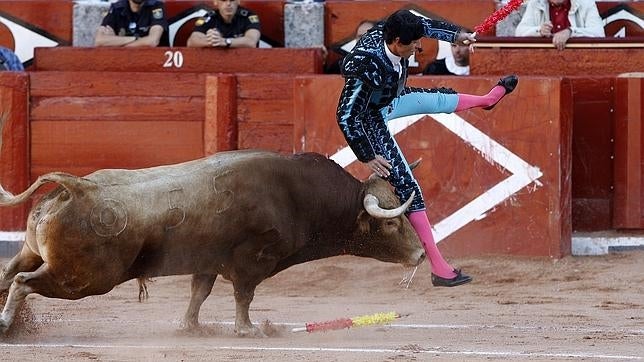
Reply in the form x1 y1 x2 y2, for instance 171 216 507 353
363 191 415 219
409 158 422 170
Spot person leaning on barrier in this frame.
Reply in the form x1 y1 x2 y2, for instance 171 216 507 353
515 0 605 50
423 41 470 76
0 47 24 71
186 0 261 48
94 0 169 47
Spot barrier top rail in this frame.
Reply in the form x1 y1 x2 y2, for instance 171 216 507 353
474 36 644 48
33 47 325 74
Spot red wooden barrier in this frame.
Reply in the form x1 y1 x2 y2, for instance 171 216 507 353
470 41 643 231
470 38 644 76
292 75 573 258
237 74 296 153
0 72 29 230
569 77 615 231
9 68 579 256
0 0 72 50
29 71 205 178
33 47 324 74
205 74 237 154
613 74 644 228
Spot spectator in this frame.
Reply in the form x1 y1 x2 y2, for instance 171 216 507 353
515 0 605 50
186 0 261 48
0 47 24 71
94 0 169 47
423 41 469 76
326 20 376 74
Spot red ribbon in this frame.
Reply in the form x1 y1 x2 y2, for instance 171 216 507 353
475 0 525 34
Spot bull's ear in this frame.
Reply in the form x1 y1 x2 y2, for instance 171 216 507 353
409 158 422 171
356 210 370 234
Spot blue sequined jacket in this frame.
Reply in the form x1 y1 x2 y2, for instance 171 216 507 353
336 18 461 163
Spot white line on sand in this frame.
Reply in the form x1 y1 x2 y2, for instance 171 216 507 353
35 318 644 336
0 343 641 360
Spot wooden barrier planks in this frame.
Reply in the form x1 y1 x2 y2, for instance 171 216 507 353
0 0 73 48
569 77 616 231
30 120 203 178
613 74 644 228
30 71 206 97
29 71 205 180
236 74 295 153
0 72 29 230
469 43 643 231
470 45 644 76
294 75 572 257
205 75 237 154
34 47 324 74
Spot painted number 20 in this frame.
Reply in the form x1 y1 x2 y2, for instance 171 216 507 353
163 51 184 68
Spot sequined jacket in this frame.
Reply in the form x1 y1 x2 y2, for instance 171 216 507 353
336 19 461 163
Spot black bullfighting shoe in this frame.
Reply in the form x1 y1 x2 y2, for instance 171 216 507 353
483 75 519 110
431 269 472 287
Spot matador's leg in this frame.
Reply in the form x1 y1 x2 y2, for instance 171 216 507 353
383 75 518 118
377 96 473 286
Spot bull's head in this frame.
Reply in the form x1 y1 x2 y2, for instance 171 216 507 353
352 176 425 267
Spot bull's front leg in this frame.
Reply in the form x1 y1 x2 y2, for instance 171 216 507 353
232 282 263 337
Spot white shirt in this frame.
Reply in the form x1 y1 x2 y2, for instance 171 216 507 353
384 41 402 77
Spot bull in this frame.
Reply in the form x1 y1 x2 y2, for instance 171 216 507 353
0 144 424 337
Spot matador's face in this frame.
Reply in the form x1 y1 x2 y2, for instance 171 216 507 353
393 38 422 59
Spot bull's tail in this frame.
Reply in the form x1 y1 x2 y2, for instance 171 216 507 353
1 111 97 206
0 172 96 207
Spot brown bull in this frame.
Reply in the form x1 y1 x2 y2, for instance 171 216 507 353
0 148 424 336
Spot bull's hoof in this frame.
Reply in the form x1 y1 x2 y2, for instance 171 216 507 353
178 322 217 337
180 319 200 332
0 318 9 335
235 325 266 338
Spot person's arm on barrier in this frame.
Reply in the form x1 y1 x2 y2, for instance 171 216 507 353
125 25 165 47
95 25 138 47
552 28 572 50
226 28 261 48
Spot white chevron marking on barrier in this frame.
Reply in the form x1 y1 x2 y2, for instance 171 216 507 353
330 113 543 243
0 16 58 63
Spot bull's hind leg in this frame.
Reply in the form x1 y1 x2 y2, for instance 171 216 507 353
0 264 59 334
181 274 217 331
0 246 43 293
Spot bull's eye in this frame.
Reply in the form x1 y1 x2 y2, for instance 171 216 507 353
383 219 401 232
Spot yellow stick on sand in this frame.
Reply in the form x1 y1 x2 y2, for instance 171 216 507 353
292 311 400 333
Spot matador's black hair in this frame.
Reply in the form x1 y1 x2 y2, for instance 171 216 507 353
383 10 424 45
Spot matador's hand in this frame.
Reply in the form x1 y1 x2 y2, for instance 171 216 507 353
456 31 476 46
367 155 391 178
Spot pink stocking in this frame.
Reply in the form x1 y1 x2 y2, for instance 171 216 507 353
454 84 507 111
408 211 456 279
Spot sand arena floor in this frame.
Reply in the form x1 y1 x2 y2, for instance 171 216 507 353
0 251 642 361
